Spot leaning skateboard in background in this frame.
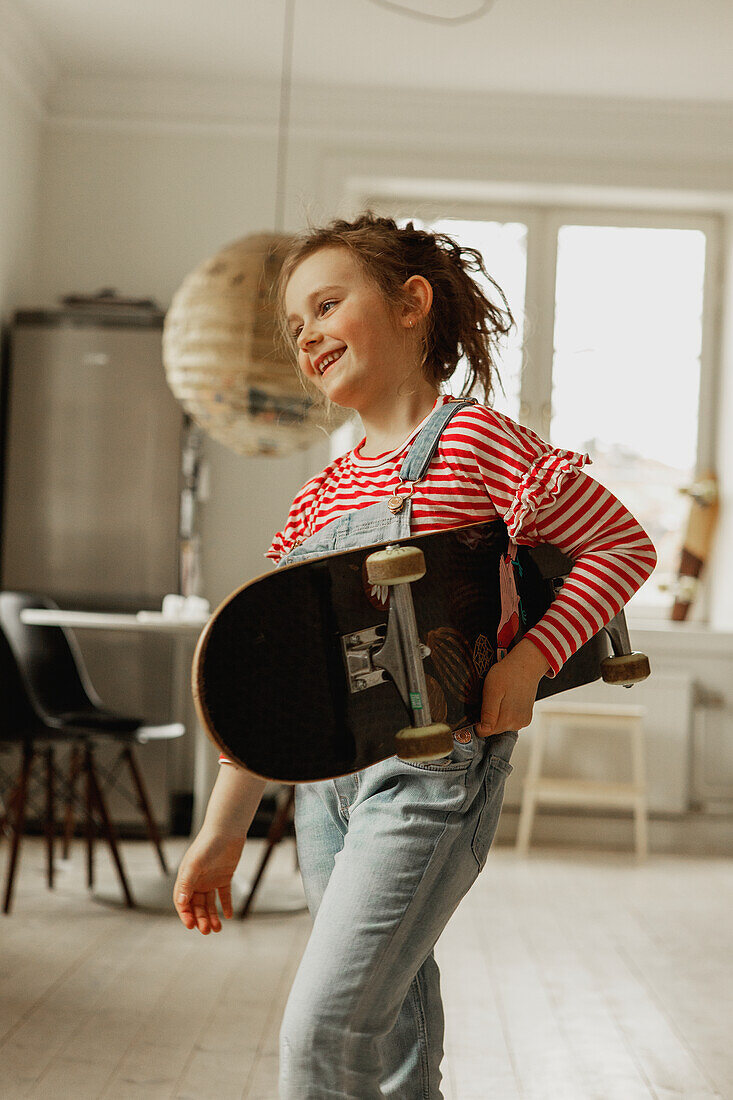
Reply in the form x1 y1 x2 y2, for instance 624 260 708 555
670 472 718 620
174 214 657 1100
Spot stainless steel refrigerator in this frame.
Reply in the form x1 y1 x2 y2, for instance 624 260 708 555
0 307 188 830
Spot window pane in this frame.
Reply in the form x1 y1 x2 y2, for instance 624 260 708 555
550 225 707 616
407 218 527 420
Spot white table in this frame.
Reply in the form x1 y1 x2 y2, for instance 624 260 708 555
19 608 306 916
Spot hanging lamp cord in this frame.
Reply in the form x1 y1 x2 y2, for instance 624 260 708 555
364 0 495 25
274 0 296 233
273 0 494 231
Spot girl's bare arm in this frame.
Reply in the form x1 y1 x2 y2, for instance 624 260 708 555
200 762 268 838
173 764 267 933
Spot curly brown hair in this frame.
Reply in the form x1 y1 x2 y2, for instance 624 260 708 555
275 212 514 404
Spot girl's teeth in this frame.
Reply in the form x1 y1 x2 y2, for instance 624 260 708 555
321 350 343 373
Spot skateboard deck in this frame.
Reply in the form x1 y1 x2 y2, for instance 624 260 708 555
192 520 631 783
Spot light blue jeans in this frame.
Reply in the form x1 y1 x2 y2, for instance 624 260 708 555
279 728 517 1098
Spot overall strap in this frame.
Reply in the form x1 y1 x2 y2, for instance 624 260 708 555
398 398 477 484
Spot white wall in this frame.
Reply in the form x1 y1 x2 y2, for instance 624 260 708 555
31 117 330 602
0 2 49 322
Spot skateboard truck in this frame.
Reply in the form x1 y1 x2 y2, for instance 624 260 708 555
363 545 454 762
342 625 431 699
342 626 390 693
600 608 650 686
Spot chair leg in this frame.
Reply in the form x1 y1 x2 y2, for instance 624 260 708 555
3 744 34 915
0 777 23 837
85 750 95 888
84 746 135 908
122 747 168 874
62 744 82 859
239 786 295 919
45 747 55 890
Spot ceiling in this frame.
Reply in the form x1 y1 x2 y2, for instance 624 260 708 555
14 0 733 104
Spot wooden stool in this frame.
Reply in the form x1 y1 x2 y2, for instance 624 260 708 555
516 701 648 858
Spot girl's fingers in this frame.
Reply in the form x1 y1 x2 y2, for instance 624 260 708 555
192 895 212 934
206 890 222 932
218 884 234 921
174 885 196 929
173 873 232 933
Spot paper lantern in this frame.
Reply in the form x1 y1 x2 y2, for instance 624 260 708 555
163 233 349 455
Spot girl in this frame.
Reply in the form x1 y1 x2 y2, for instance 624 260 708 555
174 214 657 1098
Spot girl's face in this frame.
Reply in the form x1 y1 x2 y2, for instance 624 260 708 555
284 246 415 412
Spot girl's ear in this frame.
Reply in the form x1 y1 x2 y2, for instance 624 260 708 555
401 275 433 328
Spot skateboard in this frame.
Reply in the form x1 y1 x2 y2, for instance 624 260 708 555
669 472 718 621
192 521 650 783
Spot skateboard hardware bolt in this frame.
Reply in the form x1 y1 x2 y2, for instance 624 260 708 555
342 626 395 693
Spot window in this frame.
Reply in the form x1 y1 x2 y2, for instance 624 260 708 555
367 198 721 620
413 218 527 420
550 222 708 616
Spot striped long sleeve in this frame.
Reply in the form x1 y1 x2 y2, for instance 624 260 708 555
439 404 657 675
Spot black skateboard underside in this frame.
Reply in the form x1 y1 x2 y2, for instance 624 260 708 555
194 521 609 782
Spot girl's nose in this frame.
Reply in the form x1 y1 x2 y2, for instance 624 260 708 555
298 324 321 352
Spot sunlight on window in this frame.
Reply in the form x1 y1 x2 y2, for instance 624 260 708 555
404 218 527 420
551 225 707 615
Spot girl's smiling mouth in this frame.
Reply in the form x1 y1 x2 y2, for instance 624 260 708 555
315 347 346 375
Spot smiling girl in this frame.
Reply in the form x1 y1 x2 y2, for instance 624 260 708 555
174 214 656 1098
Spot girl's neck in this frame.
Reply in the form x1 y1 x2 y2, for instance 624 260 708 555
358 384 441 458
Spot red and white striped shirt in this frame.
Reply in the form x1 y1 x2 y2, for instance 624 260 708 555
267 395 657 677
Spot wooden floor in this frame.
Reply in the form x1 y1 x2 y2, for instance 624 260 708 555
1 837 731 1099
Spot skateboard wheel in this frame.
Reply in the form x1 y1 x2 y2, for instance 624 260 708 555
600 651 651 686
366 546 426 586
395 722 453 761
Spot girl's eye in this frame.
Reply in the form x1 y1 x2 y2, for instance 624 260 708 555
291 326 302 343
320 299 337 315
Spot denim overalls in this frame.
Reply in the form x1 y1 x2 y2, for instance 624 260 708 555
278 399 518 1100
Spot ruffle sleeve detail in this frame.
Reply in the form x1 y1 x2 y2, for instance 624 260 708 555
265 531 289 564
505 448 592 541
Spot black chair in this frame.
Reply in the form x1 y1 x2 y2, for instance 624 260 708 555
0 628 81 913
0 592 184 912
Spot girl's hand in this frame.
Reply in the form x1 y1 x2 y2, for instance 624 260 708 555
173 831 246 934
475 638 550 738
